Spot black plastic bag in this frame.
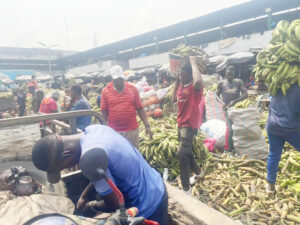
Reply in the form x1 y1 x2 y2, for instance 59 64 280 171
0 166 41 196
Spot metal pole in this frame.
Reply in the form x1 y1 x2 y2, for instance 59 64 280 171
48 47 52 86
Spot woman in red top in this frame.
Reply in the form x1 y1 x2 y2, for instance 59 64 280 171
172 56 203 194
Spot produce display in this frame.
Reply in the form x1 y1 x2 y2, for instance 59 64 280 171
171 151 300 224
87 92 99 111
253 19 300 96
0 91 13 99
139 116 208 180
233 99 256 109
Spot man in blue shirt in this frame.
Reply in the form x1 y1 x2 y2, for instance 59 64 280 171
31 125 168 225
266 83 300 193
70 85 92 130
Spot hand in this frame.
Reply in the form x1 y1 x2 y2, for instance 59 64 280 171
227 101 235 108
145 126 153 139
77 197 88 210
222 103 228 110
189 56 198 65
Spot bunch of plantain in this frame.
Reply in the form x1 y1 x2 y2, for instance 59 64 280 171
87 92 99 111
233 99 255 109
253 19 300 96
0 91 13 99
172 151 300 224
139 116 208 180
169 44 208 73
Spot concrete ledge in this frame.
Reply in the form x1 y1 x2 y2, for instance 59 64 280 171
166 183 240 225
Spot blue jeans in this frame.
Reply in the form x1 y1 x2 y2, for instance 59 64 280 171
267 131 300 184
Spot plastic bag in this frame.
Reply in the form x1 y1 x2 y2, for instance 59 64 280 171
201 119 226 139
0 166 41 196
204 138 216 152
156 88 169 100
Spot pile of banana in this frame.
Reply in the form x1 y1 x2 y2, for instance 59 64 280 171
253 19 300 96
139 116 209 180
233 99 255 109
169 44 208 73
0 91 13 99
87 92 99 111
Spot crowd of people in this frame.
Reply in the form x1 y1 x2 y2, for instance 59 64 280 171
5 55 298 224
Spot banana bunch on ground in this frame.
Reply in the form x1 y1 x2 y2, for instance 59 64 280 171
233 99 255 109
139 116 208 180
278 150 300 194
0 91 13 99
172 152 300 224
253 19 300 96
169 44 208 73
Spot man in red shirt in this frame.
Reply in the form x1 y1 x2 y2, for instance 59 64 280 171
172 56 203 194
101 65 153 149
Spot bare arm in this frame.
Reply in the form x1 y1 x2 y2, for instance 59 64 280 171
92 192 119 213
216 82 224 104
172 78 180 103
101 110 108 123
190 56 203 91
229 80 248 106
137 108 153 139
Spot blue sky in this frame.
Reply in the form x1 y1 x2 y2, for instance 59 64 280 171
0 0 249 51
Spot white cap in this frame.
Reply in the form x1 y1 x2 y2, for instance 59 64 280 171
111 65 125 80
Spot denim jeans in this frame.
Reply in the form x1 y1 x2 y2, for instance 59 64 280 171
267 131 300 184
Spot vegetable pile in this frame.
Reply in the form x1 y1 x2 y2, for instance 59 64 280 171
0 91 13 99
139 116 208 180
253 19 300 96
233 99 255 109
172 152 300 224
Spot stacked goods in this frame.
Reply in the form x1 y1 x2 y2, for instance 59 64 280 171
253 20 300 96
0 91 13 99
26 94 33 111
139 116 208 180
233 99 256 109
172 152 300 224
169 44 208 76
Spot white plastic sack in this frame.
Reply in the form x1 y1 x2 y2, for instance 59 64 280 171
200 119 226 140
228 106 268 159
201 119 226 149
156 88 169 100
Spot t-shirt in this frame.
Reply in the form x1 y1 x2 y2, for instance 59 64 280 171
80 125 164 218
267 84 300 135
177 82 203 129
101 82 143 132
39 97 58 114
71 97 92 130
219 79 243 105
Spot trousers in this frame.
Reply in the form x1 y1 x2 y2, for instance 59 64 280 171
178 127 200 191
267 131 300 184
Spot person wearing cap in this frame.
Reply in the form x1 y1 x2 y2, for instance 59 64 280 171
31 125 168 225
70 84 92 131
101 65 153 149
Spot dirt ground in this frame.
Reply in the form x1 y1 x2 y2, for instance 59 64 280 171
168 196 206 225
